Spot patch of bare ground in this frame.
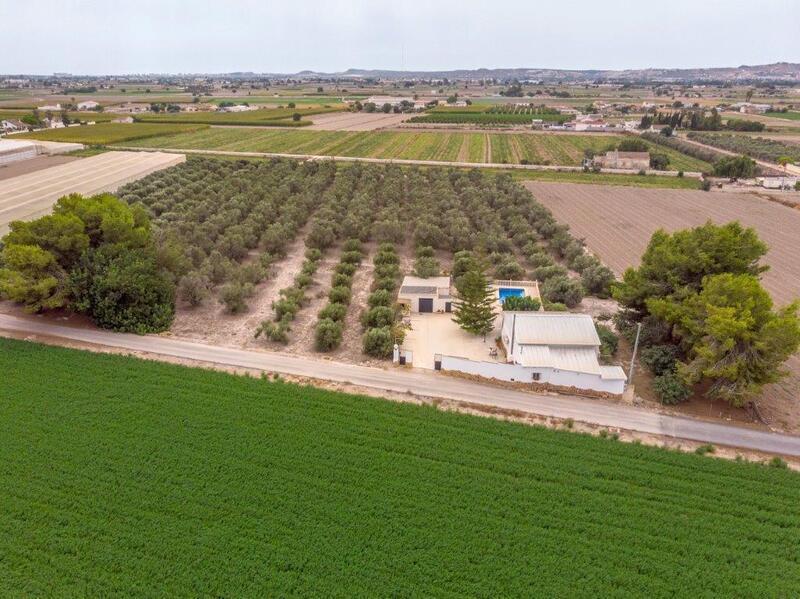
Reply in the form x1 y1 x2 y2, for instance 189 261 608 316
456 135 471 162
7 327 795 468
169 226 311 347
282 244 341 354
528 180 800 433
483 133 491 163
330 243 375 363
0 154 80 181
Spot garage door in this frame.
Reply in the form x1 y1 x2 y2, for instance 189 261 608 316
418 298 433 313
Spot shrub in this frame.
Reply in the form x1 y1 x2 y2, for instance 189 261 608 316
415 245 435 258
328 285 352 305
255 320 289 344
294 273 313 289
373 276 399 292
235 263 265 286
581 264 615 297
649 153 670 170
543 301 568 311
373 251 399 266
414 256 441 278
305 248 322 262
502 295 541 311
541 275 583 308
315 318 343 351
335 262 357 276
532 265 568 282
374 263 400 280
640 344 681 376
342 238 363 253
178 272 209 307
273 297 300 321
340 250 364 265
363 326 395 357
362 306 395 328
494 259 526 280
654 372 691 405
713 155 756 179
220 282 253 314
331 273 352 288
595 324 619 358
527 252 554 269
367 289 392 308
319 302 347 322
700 179 712 191
617 138 648 152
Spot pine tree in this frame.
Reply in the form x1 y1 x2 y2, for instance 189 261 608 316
452 267 497 339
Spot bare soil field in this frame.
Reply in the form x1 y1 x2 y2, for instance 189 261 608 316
0 154 80 181
307 112 415 131
527 181 800 432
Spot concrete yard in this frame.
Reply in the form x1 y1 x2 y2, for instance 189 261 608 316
0 150 185 234
403 313 502 370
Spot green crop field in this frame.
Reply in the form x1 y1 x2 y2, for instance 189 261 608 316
120 128 710 170
2 338 799 597
17 122 209 145
765 111 800 121
133 105 344 126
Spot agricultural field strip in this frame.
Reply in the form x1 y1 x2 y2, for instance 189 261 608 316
117 128 710 169
3 339 799 595
3 316 800 459
17 123 207 145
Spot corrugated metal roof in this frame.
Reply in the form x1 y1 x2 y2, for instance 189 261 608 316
600 366 627 380
508 312 600 347
517 345 602 375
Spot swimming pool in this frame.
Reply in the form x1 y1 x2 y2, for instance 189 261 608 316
498 287 525 303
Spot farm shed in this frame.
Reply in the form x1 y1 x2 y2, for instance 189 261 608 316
498 312 626 394
398 275 453 313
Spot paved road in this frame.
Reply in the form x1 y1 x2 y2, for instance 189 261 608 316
108 146 701 178
3 313 800 456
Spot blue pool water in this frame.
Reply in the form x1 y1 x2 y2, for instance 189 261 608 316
498 287 525 302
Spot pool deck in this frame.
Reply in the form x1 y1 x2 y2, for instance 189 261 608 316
492 279 541 309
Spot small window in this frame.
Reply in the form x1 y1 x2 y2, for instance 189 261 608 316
532 372 541 382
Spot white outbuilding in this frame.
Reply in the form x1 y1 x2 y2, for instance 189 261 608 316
398 275 453 313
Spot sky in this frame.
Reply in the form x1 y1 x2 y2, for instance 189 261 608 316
1 0 798 75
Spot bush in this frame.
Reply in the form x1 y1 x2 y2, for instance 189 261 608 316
414 256 441 278
531 265 568 282
342 238 363 253
301 249 320 264
255 320 289 344
328 285 352 305
640 344 681 376
319 302 347 322
617 138 648 152
494 259 526 280
595 324 619 358
273 297 300 321
713 155 757 179
700 179 712 191
649 153 670 171
362 306 395 328
374 263 400 280
331 273 352 288
220 282 253 314
415 245 435 258
654 372 691 405
502 295 541 311
335 262 357 277
178 272 209 307
315 318 343 351
367 289 392 308
294 273 313 289
581 264 615 297
373 276 399 292
340 250 363 265
541 275 583 308
373 250 399 266
543 301 568 311
363 326 395 358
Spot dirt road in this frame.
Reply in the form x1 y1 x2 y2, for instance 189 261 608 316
3 313 800 456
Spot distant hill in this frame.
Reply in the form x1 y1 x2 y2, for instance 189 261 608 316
262 63 800 83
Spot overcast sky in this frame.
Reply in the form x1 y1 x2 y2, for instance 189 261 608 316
2 0 797 75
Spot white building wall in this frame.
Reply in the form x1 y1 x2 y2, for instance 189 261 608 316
440 356 625 394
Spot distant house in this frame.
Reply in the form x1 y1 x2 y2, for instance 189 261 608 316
398 275 453 313
499 312 627 394
77 100 100 111
594 150 650 170
732 102 771 114
112 116 134 124
1 119 29 134
757 176 798 190
37 103 62 111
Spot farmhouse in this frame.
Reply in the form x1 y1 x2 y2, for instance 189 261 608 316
1 119 28 134
37 103 62 111
594 150 650 170
77 101 100 110
757 176 799 190
499 312 626 393
398 275 453 313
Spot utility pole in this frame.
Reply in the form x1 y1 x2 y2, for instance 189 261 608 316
628 322 642 384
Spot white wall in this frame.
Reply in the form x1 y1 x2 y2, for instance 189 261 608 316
440 355 625 395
